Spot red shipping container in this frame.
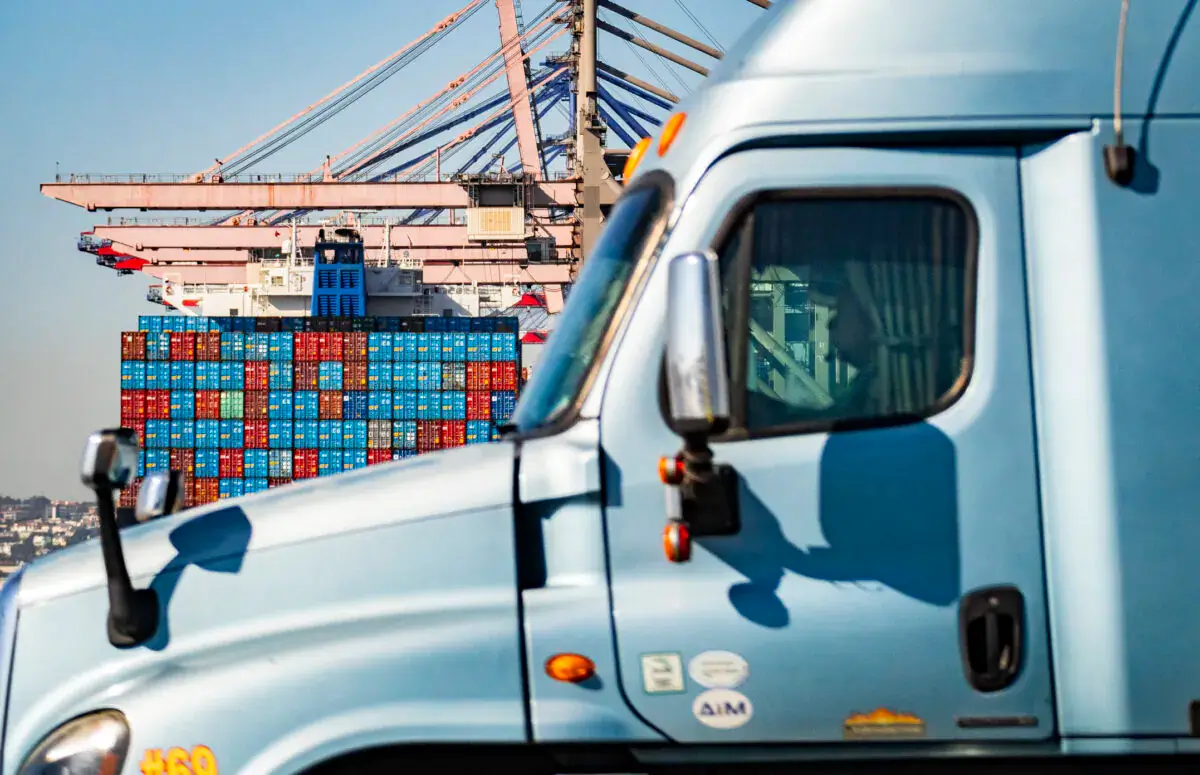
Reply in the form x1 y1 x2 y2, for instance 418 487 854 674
319 391 344 419
417 420 441 452
367 449 392 466
244 421 269 449
183 477 199 508
196 390 222 419
344 332 368 362
318 333 344 361
267 477 291 488
245 361 270 391
120 390 146 422
294 361 320 390
170 449 196 476
219 448 244 478
197 479 220 505
127 420 146 446
301 333 323 362
490 361 518 392
343 361 368 391
119 479 141 509
293 449 319 479
466 362 491 391
196 331 222 361
440 420 466 448
169 332 196 361
244 391 270 420
466 391 491 421
121 332 147 361
145 390 171 420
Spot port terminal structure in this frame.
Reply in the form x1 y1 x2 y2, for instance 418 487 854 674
45 0 770 344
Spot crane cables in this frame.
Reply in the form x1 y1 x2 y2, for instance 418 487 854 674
216 0 488 178
334 0 564 180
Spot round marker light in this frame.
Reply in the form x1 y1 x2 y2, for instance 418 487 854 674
658 455 684 486
658 112 687 157
545 653 596 683
623 136 652 181
663 520 692 563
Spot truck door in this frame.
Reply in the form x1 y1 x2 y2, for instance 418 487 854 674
599 146 1054 743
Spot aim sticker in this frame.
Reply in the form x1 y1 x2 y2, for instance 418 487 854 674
843 708 926 739
140 745 218 775
693 688 754 729
640 652 686 694
688 650 749 689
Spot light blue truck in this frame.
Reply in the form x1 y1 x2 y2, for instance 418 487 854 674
5 0 1200 772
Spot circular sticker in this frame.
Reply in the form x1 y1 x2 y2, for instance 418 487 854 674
688 650 749 689
692 688 754 729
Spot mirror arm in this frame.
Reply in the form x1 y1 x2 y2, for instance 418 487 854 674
674 434 740 537
95 482 159 648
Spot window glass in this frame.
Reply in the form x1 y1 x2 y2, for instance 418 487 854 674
719 196 973 431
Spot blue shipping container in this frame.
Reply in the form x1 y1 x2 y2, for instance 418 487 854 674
318 449 342 477
491 391 518 422
268 332 294 361
243 449 268 478
318 362 343 391
466 332 490 362
393 448 417 460
294 420 318 448
368 333 393 361
441 391 467 421
244 333 269 360
367 362 393 389
245 477 269 495
417 391 442 421
392 391 417 421
195 362 219 390
163 317 185 333
446 316 472 333
195 419 220 448
294 391 319 420
169 420 196 449
417 362 442 391
145 448 170 474
318 420 342 449
268 391 294 419
220 332 245 361
417 333 442 363
220 362 246 390
121 362 147 390
442 332 467 361
145 420 170 449
367 391 393 420
195 448 220 478
219 420 245 449
147 333 171 360
342 392 368 421
342 420 367 449
343 449 368 471
169 362 195 390
145 362 169 389
219 479 245 499
466 420 492 445
392 362 417 391
268 362 294 390
268 420 293 449
424 316 447 333
169 390 196 420
393 333 417 362
491 333 518 361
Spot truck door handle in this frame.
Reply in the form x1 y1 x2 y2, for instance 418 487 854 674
959 585 1024 693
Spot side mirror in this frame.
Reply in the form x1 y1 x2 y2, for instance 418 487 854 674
136 470 187 523
79 428 139 492
665 250 731 437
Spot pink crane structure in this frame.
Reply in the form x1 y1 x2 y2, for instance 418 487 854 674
48 0 769 330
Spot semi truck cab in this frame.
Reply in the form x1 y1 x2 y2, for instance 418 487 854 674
5 1 1200 773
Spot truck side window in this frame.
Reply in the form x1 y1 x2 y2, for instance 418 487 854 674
718 193 975 434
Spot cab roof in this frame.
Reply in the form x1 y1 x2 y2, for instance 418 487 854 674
634 0 1198 179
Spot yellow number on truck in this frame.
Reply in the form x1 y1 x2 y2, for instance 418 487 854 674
140 745 217 775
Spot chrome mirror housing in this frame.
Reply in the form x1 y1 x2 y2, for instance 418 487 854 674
665 250 731 437
135 470 186 523
79 428 139 492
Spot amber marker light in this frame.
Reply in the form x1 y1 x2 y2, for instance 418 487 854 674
545 653 596 683
658 455 684 486
663 520 692 563
657 112 687 156
624 136 652 181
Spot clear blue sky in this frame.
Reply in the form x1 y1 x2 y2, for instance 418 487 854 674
0 0 761 500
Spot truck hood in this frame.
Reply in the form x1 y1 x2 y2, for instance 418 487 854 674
17 441 516 606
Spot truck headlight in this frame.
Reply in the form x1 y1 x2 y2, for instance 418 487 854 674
17 710 130 775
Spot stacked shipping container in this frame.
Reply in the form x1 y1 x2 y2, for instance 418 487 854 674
119 315 522 509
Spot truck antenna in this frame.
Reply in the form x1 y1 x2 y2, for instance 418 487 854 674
1103 0 1136 186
